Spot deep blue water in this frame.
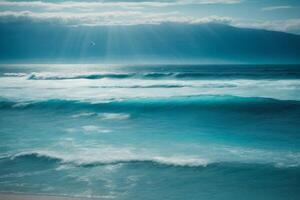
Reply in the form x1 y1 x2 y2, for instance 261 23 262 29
0 64 300 199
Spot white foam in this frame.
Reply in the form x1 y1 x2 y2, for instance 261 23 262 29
27 72 134 80
64 128 77 133
9 147 210 167
8 144 300 168
71 112 130 120
1 75 300 102
152 156 208 167
82 125 111 133
3 73 27 77
12 102 31 108
71 112 97 118
98 113 130 120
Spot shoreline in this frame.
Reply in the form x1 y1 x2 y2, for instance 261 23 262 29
0 193 103 200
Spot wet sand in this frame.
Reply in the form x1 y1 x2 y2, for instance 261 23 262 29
0 193 102 200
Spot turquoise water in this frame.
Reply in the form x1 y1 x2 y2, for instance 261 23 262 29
0 64 300 199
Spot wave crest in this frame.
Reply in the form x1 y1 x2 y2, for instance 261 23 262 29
1 95 299 111
3 150 209 168
3 146 300 169
27 72 135 80
4 71 294 80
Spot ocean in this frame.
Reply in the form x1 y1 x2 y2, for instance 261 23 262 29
0 64 300 200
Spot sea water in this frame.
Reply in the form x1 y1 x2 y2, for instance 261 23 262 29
0 64 300 200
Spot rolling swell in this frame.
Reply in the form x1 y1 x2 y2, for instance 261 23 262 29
4 70 300 80
20 72 225 80
2 150 300 169
1 95 300 111
27 73 135 80
24 72 300 80
1 151 209 168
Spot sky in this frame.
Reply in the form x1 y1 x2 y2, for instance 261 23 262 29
0 0 300 34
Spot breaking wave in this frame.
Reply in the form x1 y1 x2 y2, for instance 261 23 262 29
27 72 135 80
1 95 299 111
3 151 209 168
2 147 300 169
3 71 299 80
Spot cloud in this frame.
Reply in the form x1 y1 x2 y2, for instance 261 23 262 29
0 10 142 25
262 5 292 11
0 0 241 11
1 8 299 35
0 0 299 34
233 18 300 35
0 0 239 25
0 10 233 26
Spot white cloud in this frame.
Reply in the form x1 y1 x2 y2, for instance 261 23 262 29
191 15 232 24
233 18 300 34
1 9 299 35
0 10 233 26
0 0 241 11
0 0 239 26
0 0 299 34
262 5 292 11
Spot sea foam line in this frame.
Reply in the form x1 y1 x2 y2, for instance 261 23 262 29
1 95 299 111
4 71 297 80
3 147 300 168
3 150 209 168
71 112 130 120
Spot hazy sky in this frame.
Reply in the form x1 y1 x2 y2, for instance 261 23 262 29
0 0 300 34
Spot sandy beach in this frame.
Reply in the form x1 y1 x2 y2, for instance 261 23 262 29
0 193 100 200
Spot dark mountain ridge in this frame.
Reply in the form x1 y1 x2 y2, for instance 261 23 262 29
0 22 299 63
